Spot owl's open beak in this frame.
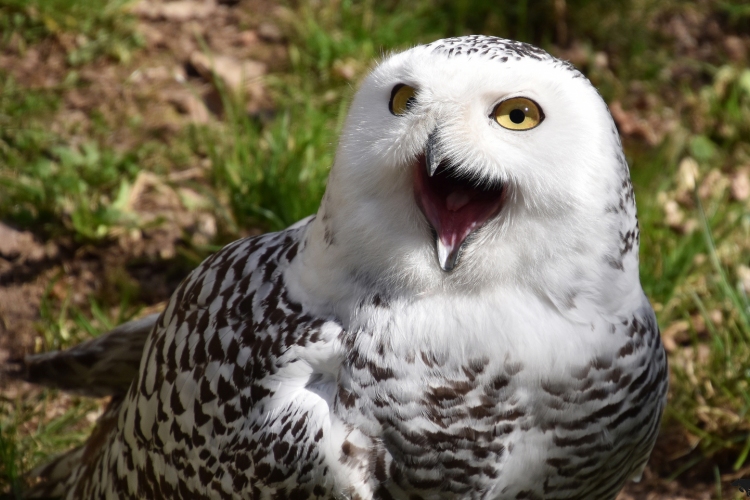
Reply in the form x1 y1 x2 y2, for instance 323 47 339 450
414 130 505 272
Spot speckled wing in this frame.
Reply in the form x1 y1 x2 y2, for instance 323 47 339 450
59 217 346 499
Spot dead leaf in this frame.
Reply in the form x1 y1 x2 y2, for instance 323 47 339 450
609 101 659 145
698 169 728 200
257 22 283 42
664 200 685 230
167 90 210 123
730 169 750 201
724 35 747 62
661 320 689 352
189 51 267 95
131 0 217 22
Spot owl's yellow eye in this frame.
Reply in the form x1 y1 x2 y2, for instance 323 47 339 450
389 84 417 116
493 97 544 130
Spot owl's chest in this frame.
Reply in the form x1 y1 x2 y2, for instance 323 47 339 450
343 353 528 497
331 304 662 499
336 354 646 500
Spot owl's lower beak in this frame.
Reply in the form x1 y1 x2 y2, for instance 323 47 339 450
414 130 505 272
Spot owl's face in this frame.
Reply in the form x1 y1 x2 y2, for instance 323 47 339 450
317 37 637 298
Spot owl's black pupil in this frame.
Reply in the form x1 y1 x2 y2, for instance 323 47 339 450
405 97 416 109
509 108 526 124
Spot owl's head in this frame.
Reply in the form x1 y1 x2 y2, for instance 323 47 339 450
307 36 640 308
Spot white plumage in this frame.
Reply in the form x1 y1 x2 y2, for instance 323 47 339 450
19 36 667 500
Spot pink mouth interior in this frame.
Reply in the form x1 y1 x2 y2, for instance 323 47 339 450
413 155 504 271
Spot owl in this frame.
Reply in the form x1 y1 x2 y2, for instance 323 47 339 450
15 36 667 500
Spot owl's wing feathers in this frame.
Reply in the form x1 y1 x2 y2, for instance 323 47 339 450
62 217 346 498
6 313 159 398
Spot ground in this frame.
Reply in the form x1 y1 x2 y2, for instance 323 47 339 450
1 0 750 498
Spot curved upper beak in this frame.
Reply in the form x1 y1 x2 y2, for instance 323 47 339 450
414 127 506 272
425 128 443 177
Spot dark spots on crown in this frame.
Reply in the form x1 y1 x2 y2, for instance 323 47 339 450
558 59 584 77
430 36 562 71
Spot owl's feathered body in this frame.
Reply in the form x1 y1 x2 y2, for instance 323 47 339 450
17 36 667 500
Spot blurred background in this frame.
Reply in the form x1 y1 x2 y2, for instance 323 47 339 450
0 0 749 497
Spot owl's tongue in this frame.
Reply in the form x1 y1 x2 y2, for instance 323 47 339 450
414 155 504 271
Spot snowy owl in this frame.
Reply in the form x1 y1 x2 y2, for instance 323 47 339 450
15 36 667 500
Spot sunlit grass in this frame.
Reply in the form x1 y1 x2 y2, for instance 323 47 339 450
663 191 750 472
0 275 144 496
0 391 101 499
0 0 143 65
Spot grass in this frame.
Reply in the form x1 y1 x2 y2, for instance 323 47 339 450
0 271 144 494
1 61 199 242
193 98 347 232
1 392 101 497
2 0 750 496
666 191 750 472
1 139 146 240
0 0 143 65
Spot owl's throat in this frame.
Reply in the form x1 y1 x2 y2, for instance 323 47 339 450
414 155 505 272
